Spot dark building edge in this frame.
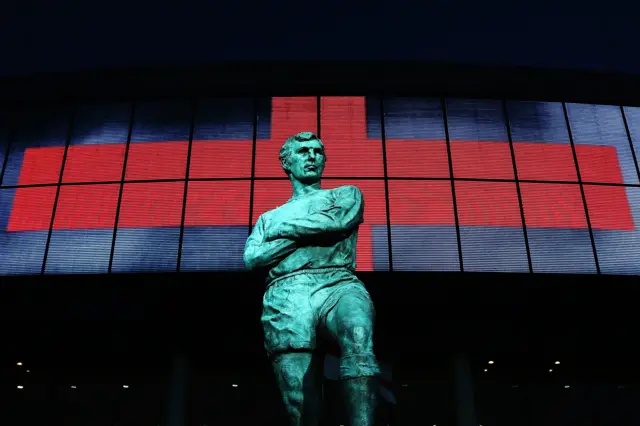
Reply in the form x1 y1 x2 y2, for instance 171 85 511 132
2 61 640 106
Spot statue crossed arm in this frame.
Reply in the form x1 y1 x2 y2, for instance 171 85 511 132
243 186 364 271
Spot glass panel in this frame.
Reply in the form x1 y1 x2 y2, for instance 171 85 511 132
62 102 131 183
388 180 460 271
320 96 384 177
189 97 255 178
585 184 640 275
520 182 597 274
566 103 638 184
507 100 577 182
0 186 56 275
446 99 514 180
455 181 529 272
111 181 183 273
180 180 250 271
44 184 119 274
125 100 191 181
382 97 449 178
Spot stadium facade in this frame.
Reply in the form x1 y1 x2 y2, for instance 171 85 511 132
1 63 639 426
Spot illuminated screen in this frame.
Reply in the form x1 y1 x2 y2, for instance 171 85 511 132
1 97 640 276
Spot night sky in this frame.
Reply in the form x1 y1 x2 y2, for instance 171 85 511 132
0 1 634 76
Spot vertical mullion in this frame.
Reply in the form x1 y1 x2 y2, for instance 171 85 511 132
620 105 640 183
248 97 259 234
441 99 465 272
379 97 394 272
176 98 198 272
502 100 533 273
41 104 76 274
108 102 136 273
562 102 601 274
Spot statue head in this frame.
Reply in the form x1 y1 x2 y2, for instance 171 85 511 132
279 132 327 184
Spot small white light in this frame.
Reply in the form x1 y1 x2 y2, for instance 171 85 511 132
232 384 238 388
488 361 494 364
26 370 30 373
122 385 129 389
549 369 553 372
71 385 77 389
16 362 23 366
17 385 24 389
484 369 488 372
555 361 560 365
564 385 570 388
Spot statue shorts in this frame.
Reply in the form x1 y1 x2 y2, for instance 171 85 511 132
261 267 380 379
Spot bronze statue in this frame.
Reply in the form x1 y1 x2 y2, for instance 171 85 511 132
244 131 380 426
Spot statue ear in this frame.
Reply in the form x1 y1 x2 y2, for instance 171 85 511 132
281 157 290 174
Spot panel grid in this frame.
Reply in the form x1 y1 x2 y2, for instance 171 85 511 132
2 96 640 275
562 102 601 274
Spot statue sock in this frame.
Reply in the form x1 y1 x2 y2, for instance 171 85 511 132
343 376 378 426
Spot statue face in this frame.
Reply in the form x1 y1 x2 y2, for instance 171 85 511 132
286 139 326 184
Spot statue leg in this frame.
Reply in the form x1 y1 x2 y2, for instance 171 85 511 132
262 276 322 426
324 288 380 426
272 351 324 426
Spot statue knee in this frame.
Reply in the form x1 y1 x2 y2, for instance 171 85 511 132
337 322 375 356
334 322 379 379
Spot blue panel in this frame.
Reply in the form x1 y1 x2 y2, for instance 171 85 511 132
566 103 638 184
44 229 114 275
389 225 459 272
370 224 390 272
130 101 191 143
71 102 132 145
0 188 49 275
194 98 255 140
527 228 597 274
179 226 247 271
111 227 180 273
0 230 49 275
592 230 640 275
379 98 445 140
506 101 570 143
2 106 71 186
459 226 529 273
445 99 508 141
